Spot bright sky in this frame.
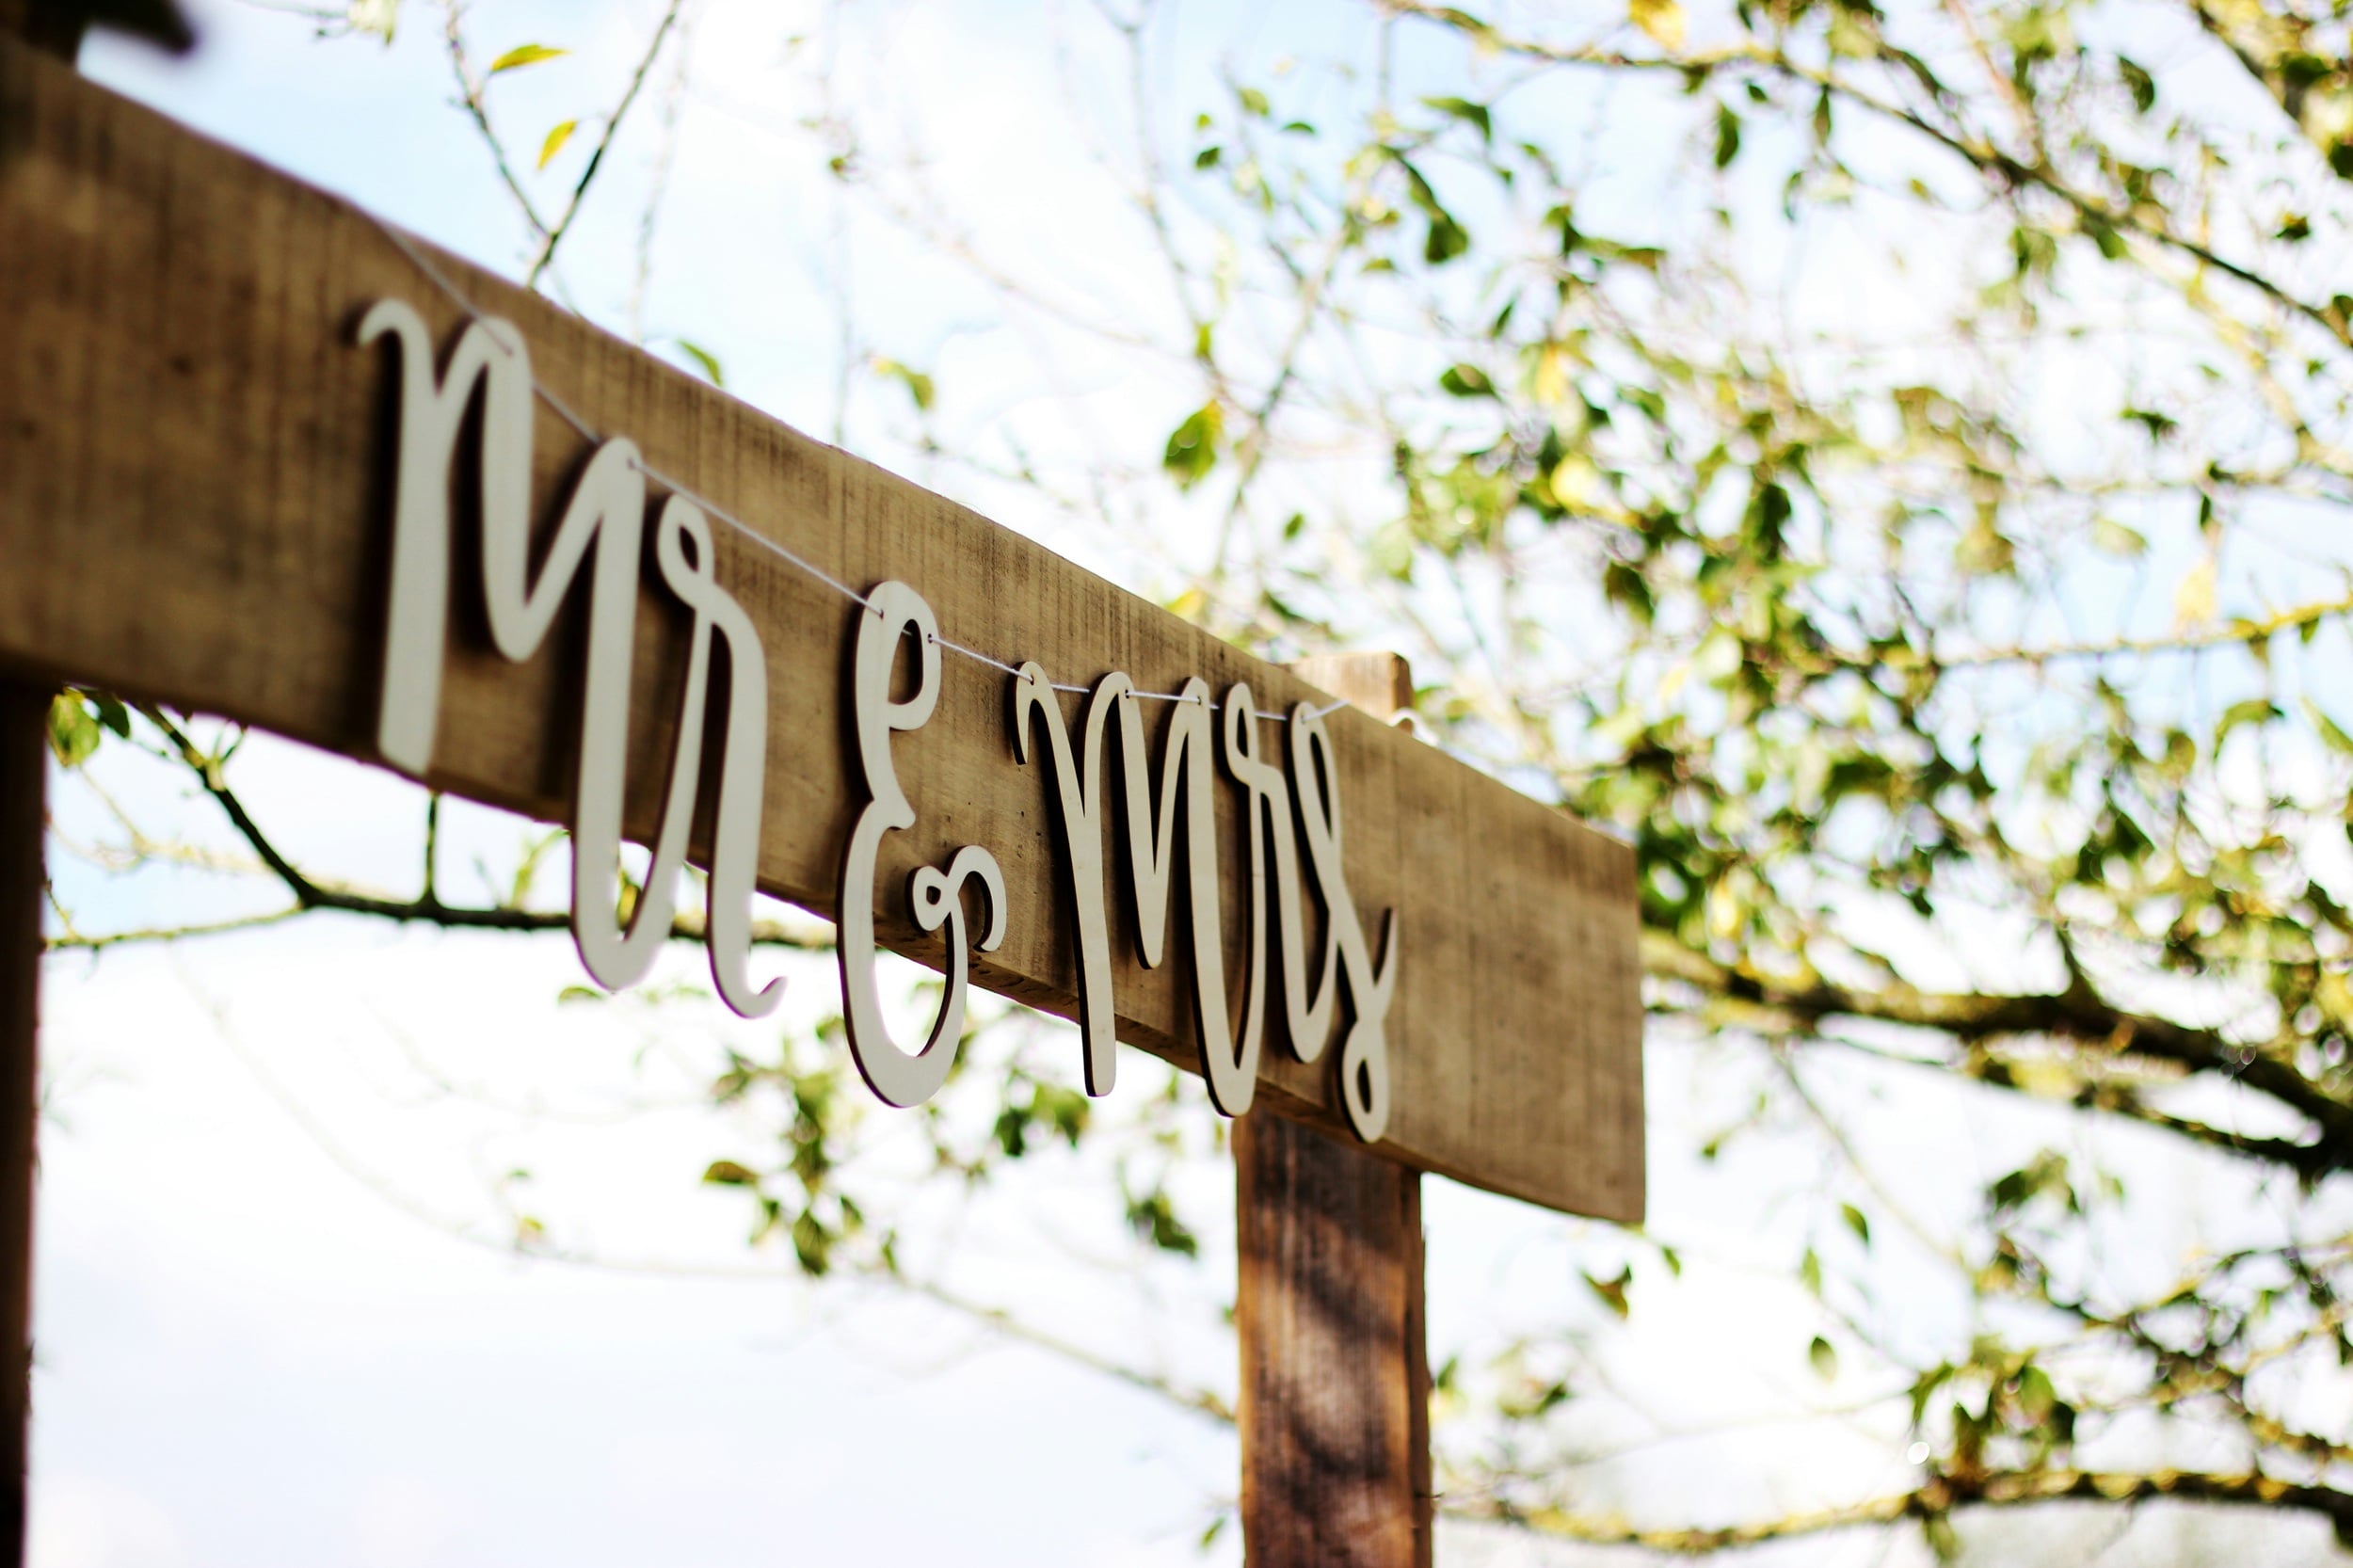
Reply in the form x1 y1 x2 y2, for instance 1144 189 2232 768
30 1 2353 1565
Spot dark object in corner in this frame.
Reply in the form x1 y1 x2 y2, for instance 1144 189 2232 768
0 0 196 59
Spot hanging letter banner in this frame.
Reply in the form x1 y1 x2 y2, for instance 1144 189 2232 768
0 40 1643 1222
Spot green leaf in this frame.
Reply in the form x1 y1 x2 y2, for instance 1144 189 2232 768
1439 363 1496 397
2172 555 2217 627
1163 402 1225 489
871 356 934 411
2304 699 2353 756
85 690 130 739
1582 1266 1632 1319
1629 0 1686 49
555 984 605 1003
1194 145 1223 169
45 693 98 768
1424 214 1470 264
791 1209 831 1274
1808 1335 1838 1380
489 42 567 73
2218 698 2281 739
1369 519 1415 580
536 119 578 170
1841 1203 1872 1248
1713 105 1741 168
1419 95 1492 143
1124 1187 1200 1256
2091 517 2147 556
675 340 726 389
2015 1364 2057 1420
1393 155 1470 264
1989 1151 2078 1215
702 1160 760 1187
1826 6 1873 55
2119 56 2156 113
2011 223 2058 280
1237 86 1270 118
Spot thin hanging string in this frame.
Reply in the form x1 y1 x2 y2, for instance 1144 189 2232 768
369 216 1351 722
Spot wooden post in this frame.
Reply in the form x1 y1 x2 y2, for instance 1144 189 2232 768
1237 653 1432 1568
0 686 37 1568
0 23 67 1568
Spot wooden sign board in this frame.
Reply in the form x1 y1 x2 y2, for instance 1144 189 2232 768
0 40 1642 1223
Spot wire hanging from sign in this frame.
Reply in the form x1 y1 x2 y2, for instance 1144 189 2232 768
365 216 1347 724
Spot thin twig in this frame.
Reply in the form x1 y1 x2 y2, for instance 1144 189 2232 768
120 704 832 955
440 0 554 240
523 0 689 290
1374 0 2353 349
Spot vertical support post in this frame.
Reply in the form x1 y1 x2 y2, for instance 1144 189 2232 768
1237 652 1431 1568
0 685 41 1568
0 21 68 1564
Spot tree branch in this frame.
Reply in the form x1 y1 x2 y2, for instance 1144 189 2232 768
440 0 554 241
122 704 831 954
1927 593 2353 671
1452 1464 2353 1552
1374 0 2353 349
1643 931 2353 1175
521 0 687 290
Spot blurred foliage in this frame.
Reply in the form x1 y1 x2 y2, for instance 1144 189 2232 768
1112 0 2353 1550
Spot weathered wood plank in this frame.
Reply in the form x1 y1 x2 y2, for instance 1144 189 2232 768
0 39 1644 1221
1239 652 1432 1568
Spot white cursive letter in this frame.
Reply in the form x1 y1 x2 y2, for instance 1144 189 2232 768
840 584 1008 1108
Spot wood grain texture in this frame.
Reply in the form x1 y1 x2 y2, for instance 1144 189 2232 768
0 27 71 1568
1237 1115 1430 1568
1287 654 1415 721
0 686 42 1568
1238 652 1431 1568
0 40 1644 1221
